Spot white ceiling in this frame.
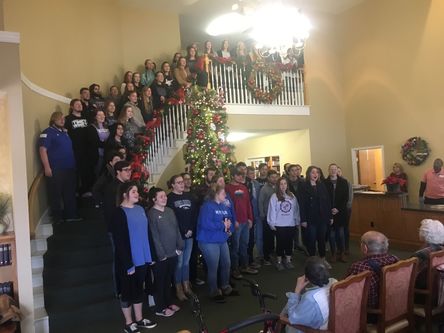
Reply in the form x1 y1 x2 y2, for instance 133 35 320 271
122 0 366 15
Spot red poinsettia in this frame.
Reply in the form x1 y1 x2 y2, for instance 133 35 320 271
382 176 407 186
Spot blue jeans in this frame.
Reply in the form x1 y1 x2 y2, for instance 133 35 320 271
255 218 264 258
230 222 250 269
329 225 345 254
175 238 193 283
198 242 231 295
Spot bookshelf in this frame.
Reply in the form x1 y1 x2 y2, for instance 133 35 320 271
0 232 17 302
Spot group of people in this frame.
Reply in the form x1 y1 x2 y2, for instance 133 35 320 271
282 219 444 331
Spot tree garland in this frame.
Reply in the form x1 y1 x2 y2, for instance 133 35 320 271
246 60 283 104
401 136 430 166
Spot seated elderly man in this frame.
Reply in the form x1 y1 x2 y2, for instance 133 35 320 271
413 219 444 289
281 257 337 332
346 231 398 313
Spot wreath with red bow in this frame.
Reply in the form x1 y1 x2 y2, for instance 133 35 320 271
246 61 283 104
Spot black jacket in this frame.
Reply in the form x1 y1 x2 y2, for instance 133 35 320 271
298 180 332 226
323 176 349 227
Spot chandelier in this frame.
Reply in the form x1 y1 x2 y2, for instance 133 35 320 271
206 1 312 58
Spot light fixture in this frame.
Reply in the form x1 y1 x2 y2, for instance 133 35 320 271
205 1 311 57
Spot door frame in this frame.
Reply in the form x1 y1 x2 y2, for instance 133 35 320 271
351 145 385 186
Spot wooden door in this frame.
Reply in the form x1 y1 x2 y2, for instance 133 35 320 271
358 148 384 191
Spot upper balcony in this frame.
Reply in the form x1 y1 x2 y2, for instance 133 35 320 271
205 58 308 115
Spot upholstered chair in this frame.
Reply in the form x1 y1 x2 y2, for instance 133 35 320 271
278 270 371 333
366 257 418 333
414 249 444 332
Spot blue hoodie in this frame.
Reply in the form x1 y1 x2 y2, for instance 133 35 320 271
197 199 234 243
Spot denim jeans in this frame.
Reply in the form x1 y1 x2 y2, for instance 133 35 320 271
198 242 231 295
175 238 193 283
230 222 250 269
255 218 264 258
329 225 345 254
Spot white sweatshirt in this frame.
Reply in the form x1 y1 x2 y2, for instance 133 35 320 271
267 193 300 228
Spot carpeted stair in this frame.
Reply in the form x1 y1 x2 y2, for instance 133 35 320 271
43 205 123 333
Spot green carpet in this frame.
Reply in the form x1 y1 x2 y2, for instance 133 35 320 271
42 202 437 333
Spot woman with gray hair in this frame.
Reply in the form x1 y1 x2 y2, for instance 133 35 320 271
413 219 444 289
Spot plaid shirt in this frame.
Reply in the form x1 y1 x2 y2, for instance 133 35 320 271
347 253 399 308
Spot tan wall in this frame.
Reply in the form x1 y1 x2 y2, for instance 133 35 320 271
3 0 182 188
234 130 311 174
156 146 186 189
0 0 4 30
339 0 442 199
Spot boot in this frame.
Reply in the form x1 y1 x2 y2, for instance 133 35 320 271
175 283 188 301
183 281 194 296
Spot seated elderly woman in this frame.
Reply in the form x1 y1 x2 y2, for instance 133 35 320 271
281 257 337 332
413 219 444 289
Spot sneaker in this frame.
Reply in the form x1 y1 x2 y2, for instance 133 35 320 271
323 259 332 269
249 262 261 269
231 270 243 280
222 285 240 296
136 319 157 329
168 304 180 312
194 278 205 286
155 308 175 317
284 261 295 269
263 260 272 266
124 323 140 333
240 267 259 275
275 262 285 271
211 292 226 303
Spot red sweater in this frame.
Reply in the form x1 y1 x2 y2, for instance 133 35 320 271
225 183 253 224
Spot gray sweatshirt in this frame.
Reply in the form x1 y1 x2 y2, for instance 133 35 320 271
258 182 276 220
148 206 184 260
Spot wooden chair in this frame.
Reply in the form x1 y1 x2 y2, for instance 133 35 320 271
366 257 418 333
278 270 371 333
413 249 444 332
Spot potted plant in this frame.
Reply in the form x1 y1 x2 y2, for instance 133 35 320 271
382 176 407 193
0 193 12 234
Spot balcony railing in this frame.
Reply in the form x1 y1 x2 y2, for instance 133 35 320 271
208 62 305 106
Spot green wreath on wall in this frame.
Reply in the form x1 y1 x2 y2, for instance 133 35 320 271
401 136 430 166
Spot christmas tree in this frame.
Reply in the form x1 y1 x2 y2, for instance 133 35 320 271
184 86 235 186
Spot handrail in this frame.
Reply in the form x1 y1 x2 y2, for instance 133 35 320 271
27 171 45 239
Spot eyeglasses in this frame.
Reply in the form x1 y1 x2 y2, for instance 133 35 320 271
122 168 132 172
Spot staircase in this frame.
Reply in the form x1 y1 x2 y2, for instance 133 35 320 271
145 104 188 185
41 203 123 333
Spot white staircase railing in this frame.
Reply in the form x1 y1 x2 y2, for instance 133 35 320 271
145 103 188 183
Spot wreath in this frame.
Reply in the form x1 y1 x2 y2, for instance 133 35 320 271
247 61 283 104
401 136 430 166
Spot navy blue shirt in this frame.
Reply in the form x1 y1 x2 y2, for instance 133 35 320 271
39 126 76 171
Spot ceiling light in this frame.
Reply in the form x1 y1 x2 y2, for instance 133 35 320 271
205 12 251 36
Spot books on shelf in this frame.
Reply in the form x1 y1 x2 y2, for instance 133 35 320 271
0 244 12 266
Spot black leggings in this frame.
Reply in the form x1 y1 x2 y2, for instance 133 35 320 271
152 256 177 312
275 226 295 257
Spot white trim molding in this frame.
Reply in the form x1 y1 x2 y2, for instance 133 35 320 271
0 31 20 44
227 104 310 115
21 74 71 104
